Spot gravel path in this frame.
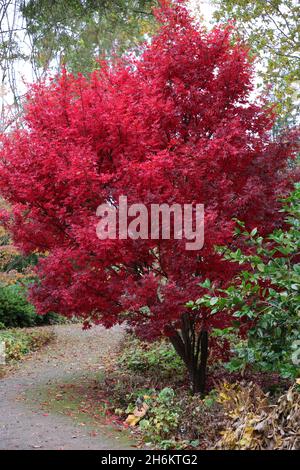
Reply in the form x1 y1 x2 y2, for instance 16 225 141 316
0 324 134 450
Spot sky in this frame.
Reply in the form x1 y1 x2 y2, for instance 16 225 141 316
189 0 215 24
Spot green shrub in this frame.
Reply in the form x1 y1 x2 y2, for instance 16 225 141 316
0 283 66 328
118 337 185 380
123 387 223 449
223 187 300 378
189 185 300 379
137 388 181 448
0 284 36 327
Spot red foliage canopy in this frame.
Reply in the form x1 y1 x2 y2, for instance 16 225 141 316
0 5 297 340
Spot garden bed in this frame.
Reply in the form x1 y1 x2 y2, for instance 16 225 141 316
0 326 55 377
70 335 296 450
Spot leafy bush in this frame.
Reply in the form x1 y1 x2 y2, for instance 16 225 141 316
190 185 300 379
122 386 225 449
0 284 36 327
138 387 225 449
118 336 185 380
135 388 181 448
0 283 66 328
0 327 55 361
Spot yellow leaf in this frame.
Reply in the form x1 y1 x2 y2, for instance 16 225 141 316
125 414 140 426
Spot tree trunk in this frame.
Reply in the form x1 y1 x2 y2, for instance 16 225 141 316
169 314 208 396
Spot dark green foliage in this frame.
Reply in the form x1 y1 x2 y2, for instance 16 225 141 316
0 284 36 327
136 388 181 448
118 336 185 379
0 283 65 327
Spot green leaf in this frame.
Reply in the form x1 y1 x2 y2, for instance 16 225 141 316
257 264 265 272
209 297 219 306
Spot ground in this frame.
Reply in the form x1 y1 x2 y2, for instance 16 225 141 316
0 324 135 450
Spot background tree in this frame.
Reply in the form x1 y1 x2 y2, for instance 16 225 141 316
21 0 159 74
0 0 158 130
0 4 298 394
212 0 300 128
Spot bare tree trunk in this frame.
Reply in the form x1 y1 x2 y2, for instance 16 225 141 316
169 313 208 396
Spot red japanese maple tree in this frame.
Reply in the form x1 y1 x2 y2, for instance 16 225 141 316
0 4 298 394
